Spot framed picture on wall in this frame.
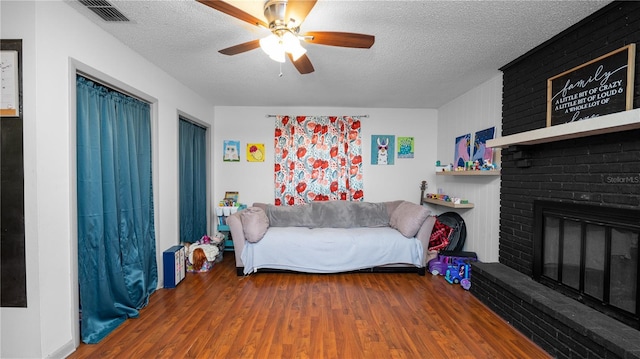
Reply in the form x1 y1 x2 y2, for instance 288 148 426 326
471 127 495 166
1 40 22 118
454 133 471 168
223 140 240 162
397 137 414 159
546 43 636 126
371 135 394 165
247 143 265 162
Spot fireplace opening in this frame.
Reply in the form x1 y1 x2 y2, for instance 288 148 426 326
533 200 640 329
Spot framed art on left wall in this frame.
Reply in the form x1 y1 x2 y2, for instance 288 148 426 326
1 39 22 118
1 39 26 307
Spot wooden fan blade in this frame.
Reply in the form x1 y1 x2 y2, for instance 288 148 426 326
285 0 317 26
288 53 314 74
218 39 261 55
197 0 267 28
303 32 375 48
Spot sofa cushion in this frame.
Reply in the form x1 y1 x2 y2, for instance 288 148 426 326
266 204 313 227
310 201 389 228
241 207 269 242
266 201 389 228
389 201 431 237
384 200 404 217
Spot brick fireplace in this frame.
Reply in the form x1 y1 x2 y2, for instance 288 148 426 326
469 2 640 358
533 200 639 329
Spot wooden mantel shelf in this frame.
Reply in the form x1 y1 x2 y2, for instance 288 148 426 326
487 109 640 148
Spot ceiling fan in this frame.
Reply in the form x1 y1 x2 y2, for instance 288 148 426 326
196 0 375 74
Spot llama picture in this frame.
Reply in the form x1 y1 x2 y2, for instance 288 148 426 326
377 137 389 165
371 135 395 165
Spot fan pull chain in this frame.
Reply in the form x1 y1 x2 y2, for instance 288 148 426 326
279 62 283 78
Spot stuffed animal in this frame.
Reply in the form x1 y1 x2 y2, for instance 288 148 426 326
199 234 212 244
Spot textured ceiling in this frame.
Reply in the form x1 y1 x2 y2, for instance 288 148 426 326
66 0 612 109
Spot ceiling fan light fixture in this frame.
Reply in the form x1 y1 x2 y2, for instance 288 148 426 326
259 34 286 63
200 0 374 75
288 44 306 62
260 31 306 63
269 49 286 63
282 31 306 61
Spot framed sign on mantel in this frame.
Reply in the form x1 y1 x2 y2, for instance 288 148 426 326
546 43 635 127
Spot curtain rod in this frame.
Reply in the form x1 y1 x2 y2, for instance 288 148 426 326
76 71 152 105
265 114 369 118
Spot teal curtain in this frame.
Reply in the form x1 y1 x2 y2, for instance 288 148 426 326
76 76 157 344
179 118 207 242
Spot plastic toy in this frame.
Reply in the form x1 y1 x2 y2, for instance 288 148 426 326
445 260 472 290
427 251 477 290
473 160 480 170
428 255 455 276
428 251 477 276
481 160 495 170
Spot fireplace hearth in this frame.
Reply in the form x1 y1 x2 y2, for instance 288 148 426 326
533 200 639 329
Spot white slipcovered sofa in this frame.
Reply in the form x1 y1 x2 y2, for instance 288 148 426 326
226 200 437 276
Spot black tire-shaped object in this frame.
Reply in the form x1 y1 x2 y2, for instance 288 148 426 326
437 212 467 252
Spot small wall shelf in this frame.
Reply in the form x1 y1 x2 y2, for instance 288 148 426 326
487 108 640 148
422 198 474 209
436 170 500 176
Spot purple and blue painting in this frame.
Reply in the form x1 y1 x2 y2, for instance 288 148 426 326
471 127 495 166
454 133 471 168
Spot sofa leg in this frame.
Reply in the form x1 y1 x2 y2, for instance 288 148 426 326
417 267 426 276
236 267 244 276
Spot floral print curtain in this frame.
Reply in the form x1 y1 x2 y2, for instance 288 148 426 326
274 115 364 205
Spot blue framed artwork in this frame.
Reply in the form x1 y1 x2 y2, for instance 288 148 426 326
471 127 495 165
223 140 240 162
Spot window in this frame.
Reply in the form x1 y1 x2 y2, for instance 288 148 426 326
274 115 363 205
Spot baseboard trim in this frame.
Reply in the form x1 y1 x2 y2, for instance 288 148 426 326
47 340 76 359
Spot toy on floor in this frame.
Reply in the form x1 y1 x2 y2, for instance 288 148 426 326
190 248 210 272
428 251 477 290
184 234 221 272
445 260 472 290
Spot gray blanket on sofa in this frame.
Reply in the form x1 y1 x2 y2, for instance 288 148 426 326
265 201 389 228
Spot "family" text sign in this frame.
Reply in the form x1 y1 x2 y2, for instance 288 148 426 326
547 44 635 127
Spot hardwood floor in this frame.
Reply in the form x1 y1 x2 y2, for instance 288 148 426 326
68 253 550 359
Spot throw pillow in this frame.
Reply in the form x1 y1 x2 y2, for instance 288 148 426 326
389 201 431 238
240 207 269 243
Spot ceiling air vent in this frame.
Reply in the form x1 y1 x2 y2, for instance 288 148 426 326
79 0 130 22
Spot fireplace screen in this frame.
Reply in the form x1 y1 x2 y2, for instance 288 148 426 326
534 201 639 328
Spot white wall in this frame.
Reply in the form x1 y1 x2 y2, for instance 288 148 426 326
1 1 214 358
213 107 438 206
435 74 503 262
1 2 41 358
